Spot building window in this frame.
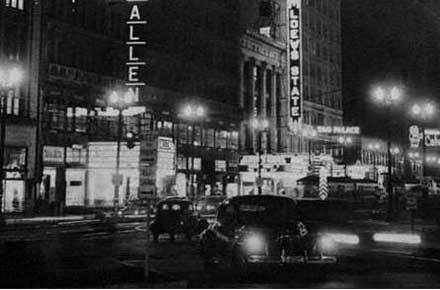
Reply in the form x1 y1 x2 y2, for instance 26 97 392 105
6 0 24 10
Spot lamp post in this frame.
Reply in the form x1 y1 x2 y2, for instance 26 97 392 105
108 90 133 209
410 102 435 182
371 85 402 219
251 117 269 195
181 103 205 200
303 127 317 167
338 136 353 177
367 142 381 182
0 66 23 215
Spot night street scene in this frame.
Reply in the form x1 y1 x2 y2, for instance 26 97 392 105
2 0 440 288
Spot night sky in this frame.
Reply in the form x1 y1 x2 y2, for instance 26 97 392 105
341 0 440 142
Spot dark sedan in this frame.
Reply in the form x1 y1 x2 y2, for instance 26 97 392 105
199 195 339 277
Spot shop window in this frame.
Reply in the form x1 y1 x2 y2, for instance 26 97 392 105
178 123 188 144
6 0 24 10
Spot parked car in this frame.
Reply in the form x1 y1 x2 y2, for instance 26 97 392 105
116 199 156 218
151 197 208 242
195 195 226 221
199 195 341 277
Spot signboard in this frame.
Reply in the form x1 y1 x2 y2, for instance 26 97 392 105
43 146 65 163
139 133 176 199
409 125 422 148
316 126 360 135
287 0 302 121
139 132 159 199
424 128 440 147
125 0 148 101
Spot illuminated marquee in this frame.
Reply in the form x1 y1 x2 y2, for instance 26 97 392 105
126 0 148 102
288 0 302 121
317 126 361 135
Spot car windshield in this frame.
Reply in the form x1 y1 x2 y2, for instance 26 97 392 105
224 197 297 226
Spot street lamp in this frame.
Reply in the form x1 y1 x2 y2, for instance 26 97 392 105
338 136 353 177
371 85 403 219
108 90 134 208
0 66 23 215
180 103 205 199
251 116 269 195
410 102 436 181
303 127 317 166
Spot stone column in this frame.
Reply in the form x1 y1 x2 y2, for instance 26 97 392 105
259 62 267 152
270 66 278 153
239 57 246 153
248 58 256 153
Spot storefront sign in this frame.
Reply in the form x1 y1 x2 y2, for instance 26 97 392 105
43 146 65 164
409 125 422 148
215 160 227 172
288 0 302 121
126 0 148 102
317 126 360 135
424 128 440 147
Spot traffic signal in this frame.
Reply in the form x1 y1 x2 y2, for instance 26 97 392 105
126 131 136 149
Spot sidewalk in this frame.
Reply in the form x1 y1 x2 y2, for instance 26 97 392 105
4 214 97 225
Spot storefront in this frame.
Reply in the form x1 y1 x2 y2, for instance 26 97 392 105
42 145 87 212
2 147 27 213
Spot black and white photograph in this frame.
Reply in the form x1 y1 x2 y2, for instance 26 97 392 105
1 0 440 288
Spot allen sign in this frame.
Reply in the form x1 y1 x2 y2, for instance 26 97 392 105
126 0 148 102
288 0 302 121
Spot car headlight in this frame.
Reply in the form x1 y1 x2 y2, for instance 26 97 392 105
373 233 421 244
206 205 215 211
196 205 203 211
134 209 139 215
319 235 336 251
326 233 360 245
243 234 265 254
319 233 359 250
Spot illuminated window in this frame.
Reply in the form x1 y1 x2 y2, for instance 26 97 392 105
6 0 24 10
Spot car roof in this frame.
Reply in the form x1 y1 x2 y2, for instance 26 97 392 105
225 195 296 205
158 197 192 204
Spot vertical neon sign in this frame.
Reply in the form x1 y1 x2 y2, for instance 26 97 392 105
126 0 148 102
288 0 302 121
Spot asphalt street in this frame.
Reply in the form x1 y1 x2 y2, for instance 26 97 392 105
0 220 440 288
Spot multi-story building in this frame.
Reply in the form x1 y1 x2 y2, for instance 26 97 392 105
0 0 40 213
13 0 243 213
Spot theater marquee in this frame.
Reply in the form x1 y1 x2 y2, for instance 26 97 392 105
288 0 302 121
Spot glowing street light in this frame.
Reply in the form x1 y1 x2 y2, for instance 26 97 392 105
410 101 436 180
180 103 206 199
108 89 134 208
252 117 270 195
371 84 403 220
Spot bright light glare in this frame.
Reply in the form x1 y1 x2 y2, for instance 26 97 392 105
109 91 119 104
425 103 435 116
346 137 353 144
412 104 421 116
319 236 336 250
372 87 385 102
244 234 265 253
326 233 360 245
195 106 205 117
183 105 193 117
262 119 269 129
8 67 23 85
373 233 421 244
390 86 401 101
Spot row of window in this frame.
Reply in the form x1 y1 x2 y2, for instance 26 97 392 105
303 110 342 127
305 0 340 23
43 105 239 151
303 37 341 66
5 0 24 10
